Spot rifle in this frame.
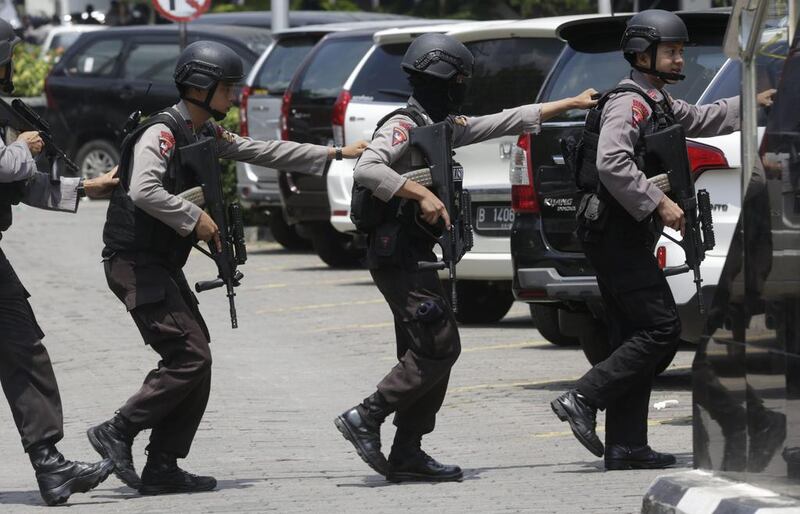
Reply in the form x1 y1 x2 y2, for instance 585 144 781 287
407 121 474 313
177 138 247 328
644 124 715 315
0 98 79 183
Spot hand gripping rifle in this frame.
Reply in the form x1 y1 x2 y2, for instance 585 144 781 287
407 121 474 313
178 138 247 328
0 98 79 183
643 124 715 315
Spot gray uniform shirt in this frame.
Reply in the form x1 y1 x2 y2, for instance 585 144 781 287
0 135 80 212
597 70 740 221
354 97 543 202
128 101 330 236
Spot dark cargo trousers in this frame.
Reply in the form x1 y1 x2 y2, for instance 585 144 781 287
0 248 64 451
576 214 681 446
370 266 461 435
104 253 211 458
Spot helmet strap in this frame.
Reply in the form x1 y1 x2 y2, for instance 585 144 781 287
181 82 227 122
631 45 685 82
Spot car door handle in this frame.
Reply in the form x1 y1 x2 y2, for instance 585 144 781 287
115 85 135 100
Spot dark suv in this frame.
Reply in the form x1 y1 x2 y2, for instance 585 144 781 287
44 25 269 178
278 21 444 267
509 11 732 362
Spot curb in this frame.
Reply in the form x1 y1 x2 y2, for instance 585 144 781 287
642 470 800 513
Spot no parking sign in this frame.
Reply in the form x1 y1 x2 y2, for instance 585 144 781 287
152 0 211 22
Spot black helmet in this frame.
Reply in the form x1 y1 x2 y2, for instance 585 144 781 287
0 18 20 94
401 33 474 80
174 41 243 120
621 10 688 81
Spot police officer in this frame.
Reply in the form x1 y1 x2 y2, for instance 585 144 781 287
336 33 598 482
550 10 772 470
0 18 118 506
87 40 367 495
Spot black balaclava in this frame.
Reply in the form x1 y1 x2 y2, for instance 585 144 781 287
409 72 466 122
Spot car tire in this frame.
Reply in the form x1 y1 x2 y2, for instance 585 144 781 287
578 317 677 375
530 304 579 346
453 281 514 324
310 222 363 268
75 139 120 180
268 210 311 251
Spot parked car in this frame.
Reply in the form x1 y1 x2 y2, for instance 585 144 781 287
509 11 740 361
237 19 423 250
44 24 269 179
326 17 607 322
193 10 414 29
276 20 455 265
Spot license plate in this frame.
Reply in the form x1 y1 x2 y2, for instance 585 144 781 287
475 205 514 231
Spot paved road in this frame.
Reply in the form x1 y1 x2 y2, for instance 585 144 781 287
0 201 695 512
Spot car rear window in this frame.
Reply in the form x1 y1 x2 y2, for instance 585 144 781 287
65 37 123 76
461 38 564 116
253 36 318 95
293 36 374 100
349 43 409 103
540 45 727 122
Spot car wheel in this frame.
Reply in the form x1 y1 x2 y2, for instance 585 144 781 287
310 222 363 268
268 209 311 251
75 139 120 180
453 281 514 324
530 304 579 346
578 317 677 375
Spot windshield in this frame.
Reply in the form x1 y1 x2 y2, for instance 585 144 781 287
540 44 728 122
294 36 373 100
350 43 409 103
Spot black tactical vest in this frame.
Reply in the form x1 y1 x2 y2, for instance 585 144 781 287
0 181 26 234
102 108 208 268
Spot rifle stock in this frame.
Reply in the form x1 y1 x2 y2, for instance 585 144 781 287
644 124 715 315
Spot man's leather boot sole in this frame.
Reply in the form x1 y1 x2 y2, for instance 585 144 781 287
87 424 141 488
139 477 217 495
334 413 388 475
551 396 604 457
386 467 463 483
39 459 114 506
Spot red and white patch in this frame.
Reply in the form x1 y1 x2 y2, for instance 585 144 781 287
391 126 408 146
158 131 175 158
398 121 414 131
631 99 650 127
647 89 660 101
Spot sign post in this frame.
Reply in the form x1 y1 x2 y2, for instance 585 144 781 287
151 0 211 49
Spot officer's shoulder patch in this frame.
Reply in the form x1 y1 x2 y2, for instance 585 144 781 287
646 89 659 100
158 130 175 158
391 125 408 146
631 99 650 128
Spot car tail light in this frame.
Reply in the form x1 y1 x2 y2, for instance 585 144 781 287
280 89 292 141
687 141 728 178
332 209 348 217
510 134 539 213
239 85 251 137
332 89 351 147
657 246 666 269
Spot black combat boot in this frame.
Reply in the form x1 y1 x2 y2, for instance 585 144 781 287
551 390 604 457
139 451 216 495
28 442 114 506
334 391 393 475
387 431 462 483
604 444 676 470
87 414 141 488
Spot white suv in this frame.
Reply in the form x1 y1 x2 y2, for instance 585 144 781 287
327 16 602 323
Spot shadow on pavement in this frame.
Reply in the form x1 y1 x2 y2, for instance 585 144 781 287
0 489 118 507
